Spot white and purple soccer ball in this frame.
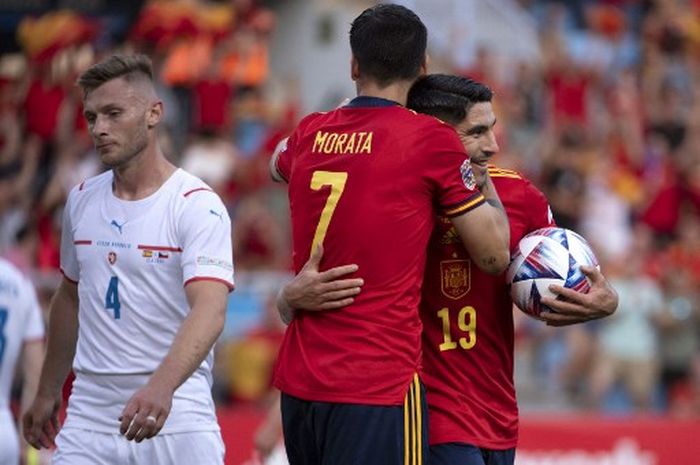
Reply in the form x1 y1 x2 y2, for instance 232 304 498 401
506 227 599 317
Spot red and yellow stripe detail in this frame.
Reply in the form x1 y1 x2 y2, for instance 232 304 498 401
444 193 486 217
488 166 522 179
403 374 424 465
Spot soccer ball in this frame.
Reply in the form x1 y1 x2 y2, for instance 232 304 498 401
506 227 599 317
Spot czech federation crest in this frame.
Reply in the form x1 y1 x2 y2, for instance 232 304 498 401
460 159 476 190
440 259 471 299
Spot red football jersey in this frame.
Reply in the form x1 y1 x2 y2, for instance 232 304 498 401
273 97 485 405
420 167 554 449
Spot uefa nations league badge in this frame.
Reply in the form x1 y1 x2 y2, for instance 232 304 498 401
460 159 476 190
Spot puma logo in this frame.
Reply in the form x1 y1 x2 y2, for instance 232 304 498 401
110 219 126 234
209 210 224 222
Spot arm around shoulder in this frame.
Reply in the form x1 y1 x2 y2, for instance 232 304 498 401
450 173 510 274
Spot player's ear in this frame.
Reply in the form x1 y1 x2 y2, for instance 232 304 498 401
351 56 360 81
420 54 429 76
146 101 163 128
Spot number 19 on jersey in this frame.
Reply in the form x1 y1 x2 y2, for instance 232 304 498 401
437 306 477 351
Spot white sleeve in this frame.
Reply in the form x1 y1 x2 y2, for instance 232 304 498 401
269 137 289 183
59 195 79 282
22 278 44 341
179 192 235 291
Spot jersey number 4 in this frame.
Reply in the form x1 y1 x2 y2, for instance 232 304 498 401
105 276 121 319
310 171 348 254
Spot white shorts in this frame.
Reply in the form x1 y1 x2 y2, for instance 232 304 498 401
0 409 19 465
52 427 224 465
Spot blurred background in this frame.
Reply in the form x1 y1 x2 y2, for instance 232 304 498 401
1 0 699 463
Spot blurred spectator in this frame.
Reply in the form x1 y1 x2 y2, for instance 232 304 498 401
181 129 239 194
233 195 289 271
656 265 700 413
589 241 664 412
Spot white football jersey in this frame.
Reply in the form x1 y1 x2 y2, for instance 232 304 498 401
0 258 44 410
59 168 234 432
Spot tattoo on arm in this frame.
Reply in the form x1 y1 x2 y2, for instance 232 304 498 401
486 198 505 212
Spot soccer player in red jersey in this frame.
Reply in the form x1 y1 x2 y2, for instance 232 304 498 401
269 5 511 465
280 74 618 465
408 75 617 465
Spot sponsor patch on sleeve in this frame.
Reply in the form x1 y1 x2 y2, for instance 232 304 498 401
196 256 234 271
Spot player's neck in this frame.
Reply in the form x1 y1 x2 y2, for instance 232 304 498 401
112 146 176 201
356 80 414 106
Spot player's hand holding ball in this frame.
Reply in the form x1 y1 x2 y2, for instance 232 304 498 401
506 227 618 326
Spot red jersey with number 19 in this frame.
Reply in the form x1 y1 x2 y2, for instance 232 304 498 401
273 97 485 406
420 167 554 449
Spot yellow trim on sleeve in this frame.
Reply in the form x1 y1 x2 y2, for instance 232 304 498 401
444 194 485 216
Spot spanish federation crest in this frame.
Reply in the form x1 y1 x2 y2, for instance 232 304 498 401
440 259 471 299
460 159 476 190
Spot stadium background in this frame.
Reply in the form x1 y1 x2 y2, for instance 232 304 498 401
1 0 699 463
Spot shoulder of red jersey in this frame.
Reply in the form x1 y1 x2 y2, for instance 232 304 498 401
488 165 554 228
402 109 456 131
293 110 336 134
487 165 524 181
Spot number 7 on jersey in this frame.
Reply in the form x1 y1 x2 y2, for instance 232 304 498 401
309 171 348 254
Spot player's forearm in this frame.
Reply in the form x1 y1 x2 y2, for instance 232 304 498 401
21 341 44 412
276 286 296 325
452 173 511 274
37 282 78 398
148 300 225 394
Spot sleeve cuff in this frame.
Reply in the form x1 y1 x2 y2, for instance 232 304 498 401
184 276 235 292
442 193 486 218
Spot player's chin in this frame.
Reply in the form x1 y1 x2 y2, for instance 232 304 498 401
472 161 487 172
99 151 122 167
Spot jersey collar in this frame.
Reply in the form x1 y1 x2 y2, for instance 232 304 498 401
344 96 401 108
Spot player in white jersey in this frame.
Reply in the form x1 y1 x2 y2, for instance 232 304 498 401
23 54 234 465
0 258 44 465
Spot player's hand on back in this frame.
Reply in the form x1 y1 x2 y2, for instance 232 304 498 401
277 244 364 323
23 393 62 449
538 265 619 326
119 380 173 442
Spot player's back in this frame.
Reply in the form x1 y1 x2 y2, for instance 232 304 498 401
274 97 483 405
0 258 44 409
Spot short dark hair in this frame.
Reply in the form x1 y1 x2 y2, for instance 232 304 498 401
77 54 154 96
349 4 427 87
407 74 493 125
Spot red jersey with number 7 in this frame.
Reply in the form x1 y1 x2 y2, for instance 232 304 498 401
272 96 485 405
420 167 554 448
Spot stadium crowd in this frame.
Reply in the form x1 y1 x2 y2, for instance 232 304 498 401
1 0 699 429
